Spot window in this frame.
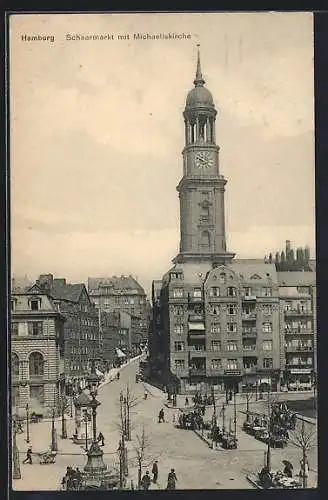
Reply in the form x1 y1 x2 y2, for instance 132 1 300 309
262 322 272 333
211 359 222 369
174 341 185 352
11 322 19 336
262 305 272 316
11 299 17 311
12 353 19 378
12 386 19 407
228 304 237 315
201 230 211 248
30 299 40 311
262 287 272 297
174 325 183 335
297 286 309 294
210 323 220 334
227 359 238 370
263 341 272 351
243 287 252 297
227 341 238 351
220 273 226 284
263 358 273 368
285 302 292 312
242 342 256 351
211 340 221 351
193 288 202 298
173 288 184 298
175 359 185 370
173 306 184 316
130 298 134 305
227 287 236 297
227 323 237 333
200 205 210 219
28 322 43 336
209 287 220 297
29 352 44 378
210 305 220 315
30 385 45 405
124 298 129 305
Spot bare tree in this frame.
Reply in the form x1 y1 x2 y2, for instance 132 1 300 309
133 426 161 490
244 388 254 422
289 419 317 488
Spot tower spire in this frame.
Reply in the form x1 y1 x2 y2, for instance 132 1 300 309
194 44 205 87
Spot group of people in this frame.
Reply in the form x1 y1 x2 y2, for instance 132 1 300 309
258 458 310 489
140 462 178 490
61 466 83 490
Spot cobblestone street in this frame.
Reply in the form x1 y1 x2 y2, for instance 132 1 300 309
13 358 318 490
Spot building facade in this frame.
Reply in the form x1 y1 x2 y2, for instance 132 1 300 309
278 272 316 391
150 51 316 394
32 274 102 392
11 289 66 417
88 275 150 349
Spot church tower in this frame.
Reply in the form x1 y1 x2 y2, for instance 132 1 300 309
174 49 235 265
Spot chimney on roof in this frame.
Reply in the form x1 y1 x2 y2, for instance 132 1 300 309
54 278 66 286
36 274 54 291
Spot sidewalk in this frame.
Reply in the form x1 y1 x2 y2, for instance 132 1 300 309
98 354 142 390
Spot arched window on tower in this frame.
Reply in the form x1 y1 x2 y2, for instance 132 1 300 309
12 352 19 380
201 230 211 250
29 352 44 379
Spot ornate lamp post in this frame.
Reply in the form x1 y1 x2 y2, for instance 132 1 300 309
83 360 113 488
25 403 30 444
12 417 21 480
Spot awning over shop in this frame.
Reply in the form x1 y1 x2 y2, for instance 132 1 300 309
116 348 126 358
188 323 205 331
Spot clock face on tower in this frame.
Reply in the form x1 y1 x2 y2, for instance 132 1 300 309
195 151 214 169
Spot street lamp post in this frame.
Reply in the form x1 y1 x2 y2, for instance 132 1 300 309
51 408 58 452
266 384 271 471
84 410 89 451
25 403 30 444
12 417 21 480
61 397 67 439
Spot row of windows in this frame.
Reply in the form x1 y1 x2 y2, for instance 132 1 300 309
172 287 273 299
12 321 98 337
174 340 273 351
173 322 273 334
174 358 273 370
70 346 92 354
12 385 45 405
284 301 312 313
287 357 313 366
171 305 273 316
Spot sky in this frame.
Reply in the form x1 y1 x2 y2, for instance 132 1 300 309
10 12 315 296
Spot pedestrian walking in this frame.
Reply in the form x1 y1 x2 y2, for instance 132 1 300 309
144 392 148 400
22 446 33 464
201 405 206 416
185 397 189 406
152 460 159 483
97 431 105 446
158 408 165 423
166 468 178 490
141 471 151 490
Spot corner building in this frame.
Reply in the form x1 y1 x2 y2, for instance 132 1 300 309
151 52 283 393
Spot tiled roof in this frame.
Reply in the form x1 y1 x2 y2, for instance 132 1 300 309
88 275 145 293
49 282 85 302
277 272 316 286
230 262 278 283
74 392 92 407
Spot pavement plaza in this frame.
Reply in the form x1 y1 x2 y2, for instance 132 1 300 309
12 359 318 490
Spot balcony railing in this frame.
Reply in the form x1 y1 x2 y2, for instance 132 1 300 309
188 296 203 303
189 368 206 376
286 345 313 353
243 366 258 374
285 328 313 335
189 350 206 357
284 309 313 316
242 329 257 337
286 361 313 367
188 314 204 322
242 313 257 320
242 346 257 351
242 295 257 301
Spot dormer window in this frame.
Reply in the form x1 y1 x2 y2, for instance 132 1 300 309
29 297 41 311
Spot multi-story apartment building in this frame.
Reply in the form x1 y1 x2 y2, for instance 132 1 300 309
150 51 316 394
278 272 316 391
88 275 150 349
32 274 102 392
11 289 66 417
